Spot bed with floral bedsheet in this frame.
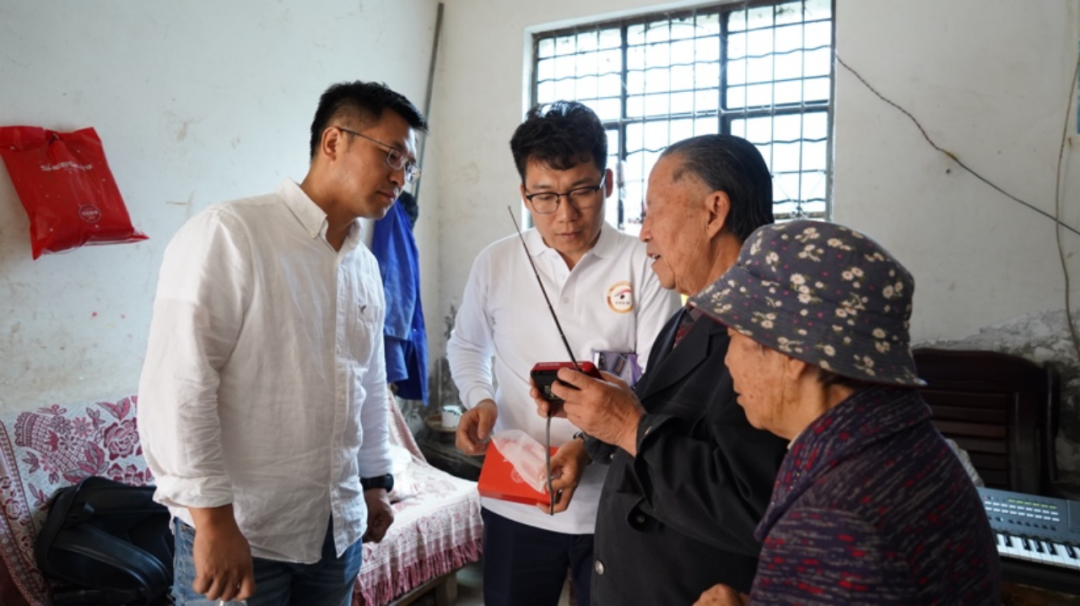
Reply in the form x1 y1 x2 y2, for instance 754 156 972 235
0 395 482 606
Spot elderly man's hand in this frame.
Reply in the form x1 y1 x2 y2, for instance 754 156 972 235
694 584 749 606
529 378 569 419
544 369 644 455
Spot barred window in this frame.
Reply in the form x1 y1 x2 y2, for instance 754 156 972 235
532 0 834 235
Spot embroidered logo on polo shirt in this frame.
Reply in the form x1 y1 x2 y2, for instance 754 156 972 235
606 281 634 314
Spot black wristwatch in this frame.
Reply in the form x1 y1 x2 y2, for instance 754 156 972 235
360 473 394 493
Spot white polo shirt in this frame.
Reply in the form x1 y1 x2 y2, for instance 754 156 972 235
448 221 680 534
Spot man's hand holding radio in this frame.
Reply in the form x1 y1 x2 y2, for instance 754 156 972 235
455 399 497 455
533 369 645 456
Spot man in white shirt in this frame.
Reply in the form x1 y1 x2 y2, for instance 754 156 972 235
447 101 679 606
138 81 426 606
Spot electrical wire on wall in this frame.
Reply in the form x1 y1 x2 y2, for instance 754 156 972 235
833 52 1080 365
1053 54 1080 367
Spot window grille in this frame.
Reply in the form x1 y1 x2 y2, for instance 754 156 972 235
532 0 834 235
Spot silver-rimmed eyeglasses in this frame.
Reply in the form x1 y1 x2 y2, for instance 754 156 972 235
336 126 420 184
523 175 606 214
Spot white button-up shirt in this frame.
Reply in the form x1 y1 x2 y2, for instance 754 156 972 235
138 179 391 563
448 222 680 534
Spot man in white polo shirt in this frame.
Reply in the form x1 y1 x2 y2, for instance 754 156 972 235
447 101 679 606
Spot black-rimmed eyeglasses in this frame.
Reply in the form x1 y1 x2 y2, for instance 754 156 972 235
336 126 420 184
523 175 607 214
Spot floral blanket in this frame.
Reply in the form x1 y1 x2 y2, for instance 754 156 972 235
0 396 151 606
354 394 483 604
0 394 482 606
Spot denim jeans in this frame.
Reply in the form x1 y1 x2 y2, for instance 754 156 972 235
172 518 363 606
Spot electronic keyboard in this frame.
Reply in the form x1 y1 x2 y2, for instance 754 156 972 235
979 486 1080 594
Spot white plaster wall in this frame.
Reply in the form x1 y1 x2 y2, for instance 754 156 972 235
0 0 441 415
832 0 1080 343
831 0 1080 472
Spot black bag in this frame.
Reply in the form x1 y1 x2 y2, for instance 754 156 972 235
34 476 174 605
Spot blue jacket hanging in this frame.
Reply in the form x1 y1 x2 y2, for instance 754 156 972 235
371 194 428 403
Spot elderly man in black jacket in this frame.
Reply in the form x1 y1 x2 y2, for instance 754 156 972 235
534 134 788 605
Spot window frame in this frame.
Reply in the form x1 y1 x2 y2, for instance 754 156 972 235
530 0 836 229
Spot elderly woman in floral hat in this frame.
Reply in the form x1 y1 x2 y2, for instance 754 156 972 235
689 220 1000 605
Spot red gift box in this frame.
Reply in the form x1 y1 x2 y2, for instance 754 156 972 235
478 440 557 508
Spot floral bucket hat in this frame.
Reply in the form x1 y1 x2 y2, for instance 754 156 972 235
689 220 923 386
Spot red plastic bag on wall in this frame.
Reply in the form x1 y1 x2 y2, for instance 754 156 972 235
0 126 147 259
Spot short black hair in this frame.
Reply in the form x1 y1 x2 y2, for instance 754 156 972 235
308 81 427 160
661 135 774 242
510 101 607 181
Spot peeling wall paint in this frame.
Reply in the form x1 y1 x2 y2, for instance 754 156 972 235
920 309 1080 474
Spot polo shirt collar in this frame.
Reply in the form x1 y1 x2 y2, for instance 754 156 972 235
524 221 619 261
590 222 619 259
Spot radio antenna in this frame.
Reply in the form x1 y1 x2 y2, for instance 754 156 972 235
509 205 578 516
507 206 583 372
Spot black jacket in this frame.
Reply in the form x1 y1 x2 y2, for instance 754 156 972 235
586 309 788 605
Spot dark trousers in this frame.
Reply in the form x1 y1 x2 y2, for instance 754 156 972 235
481 508 594 606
